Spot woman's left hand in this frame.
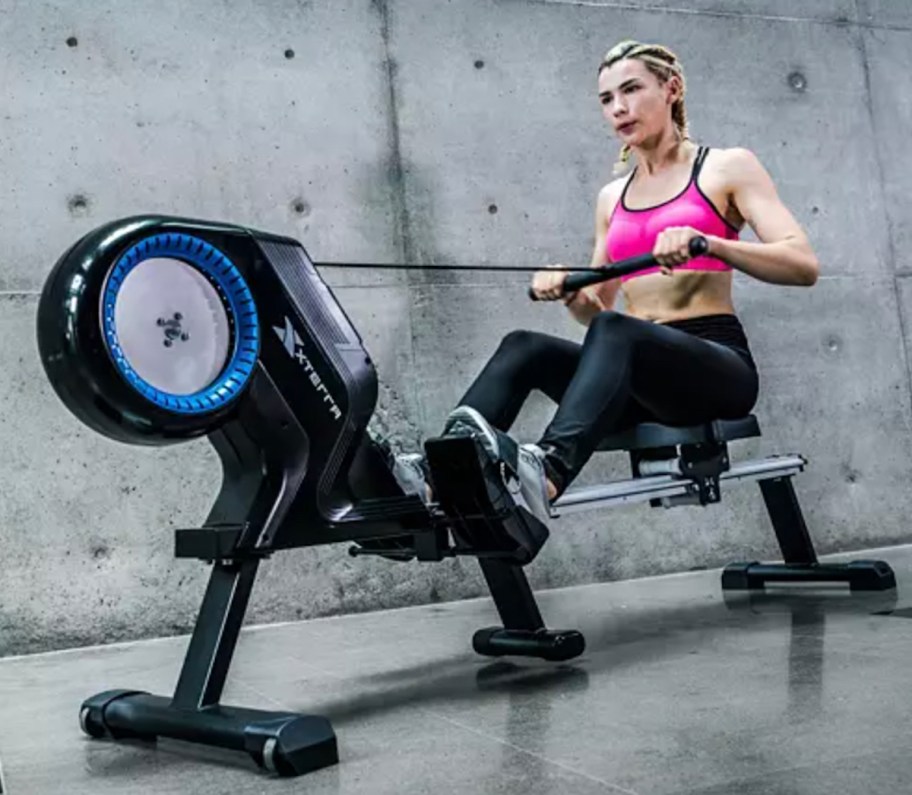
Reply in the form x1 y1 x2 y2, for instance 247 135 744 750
653 226 714 276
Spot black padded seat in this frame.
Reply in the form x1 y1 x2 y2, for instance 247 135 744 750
596 415 761 452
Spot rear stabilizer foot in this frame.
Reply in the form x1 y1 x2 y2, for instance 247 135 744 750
722 560 896 592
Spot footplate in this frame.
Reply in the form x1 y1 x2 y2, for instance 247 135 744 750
473 627 585 661
424 435 549 565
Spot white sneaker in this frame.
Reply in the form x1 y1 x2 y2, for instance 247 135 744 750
443 405 553 524
391 452 433 504
514 442 554 525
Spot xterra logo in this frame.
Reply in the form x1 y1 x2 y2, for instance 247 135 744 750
273 317 342 421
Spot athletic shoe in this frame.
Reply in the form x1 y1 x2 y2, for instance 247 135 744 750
443 405 553 523
390 452 433 504
371 433 433 504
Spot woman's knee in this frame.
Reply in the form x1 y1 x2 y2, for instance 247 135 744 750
585 311 638 344
483 330 561 387
587 310 627 330
496 329 552 359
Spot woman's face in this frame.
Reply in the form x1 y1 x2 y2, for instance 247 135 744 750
597 58 677 145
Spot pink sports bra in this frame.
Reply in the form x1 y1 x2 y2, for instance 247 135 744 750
605 145 740 282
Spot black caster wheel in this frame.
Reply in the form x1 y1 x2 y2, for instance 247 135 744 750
78 705 108 739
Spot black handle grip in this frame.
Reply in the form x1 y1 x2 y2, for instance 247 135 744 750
528 235 709 301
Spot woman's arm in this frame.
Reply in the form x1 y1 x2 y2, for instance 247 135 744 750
564 183 623 324
710 148 820 286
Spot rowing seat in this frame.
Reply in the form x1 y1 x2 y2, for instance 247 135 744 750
596 415 761 451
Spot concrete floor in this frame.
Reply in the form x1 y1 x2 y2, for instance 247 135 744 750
3 546 912 794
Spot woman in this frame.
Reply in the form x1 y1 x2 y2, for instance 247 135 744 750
394 39 819 523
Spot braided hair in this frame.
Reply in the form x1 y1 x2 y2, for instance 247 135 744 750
598 40 691 175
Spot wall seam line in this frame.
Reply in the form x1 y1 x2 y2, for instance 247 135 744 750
854 0 912 423
373 0 424 436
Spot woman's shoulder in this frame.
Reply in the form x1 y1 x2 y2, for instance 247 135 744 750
704 145 765 179
701 146 776 202
596 175 629 212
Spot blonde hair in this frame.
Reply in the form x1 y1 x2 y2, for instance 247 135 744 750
598 40 690 175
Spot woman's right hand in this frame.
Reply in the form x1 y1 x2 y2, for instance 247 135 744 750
530 265 571 301
532 265 604 324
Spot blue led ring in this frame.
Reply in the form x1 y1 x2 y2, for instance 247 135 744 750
101 233 259 415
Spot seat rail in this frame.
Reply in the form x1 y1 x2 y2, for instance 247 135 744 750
552 454 806 516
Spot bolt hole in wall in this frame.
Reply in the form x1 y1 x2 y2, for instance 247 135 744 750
291 198 311 217
68 194 89 216
787 70 807 91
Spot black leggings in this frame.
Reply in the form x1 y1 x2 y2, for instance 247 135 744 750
457 311 759 495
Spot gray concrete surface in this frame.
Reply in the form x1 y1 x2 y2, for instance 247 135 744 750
0 544 910 794
4 0 912 655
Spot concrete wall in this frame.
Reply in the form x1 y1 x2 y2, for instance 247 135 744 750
2 0 911 655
